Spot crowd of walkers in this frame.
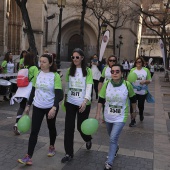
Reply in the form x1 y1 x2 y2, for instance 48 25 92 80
0 49 153 170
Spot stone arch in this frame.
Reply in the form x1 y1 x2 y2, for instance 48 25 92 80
51 16 98 61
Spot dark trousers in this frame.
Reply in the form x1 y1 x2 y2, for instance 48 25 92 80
64 102 92 156
16 98 27 123
151 72 154 78
91 79 99 100
123 69 129 78
28 105 58 157
130 94 147 116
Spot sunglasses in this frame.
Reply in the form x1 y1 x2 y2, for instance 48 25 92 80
109 60 116 62
71 56 80 60
111 70 120 74
136 61 142 63
44 53 53 58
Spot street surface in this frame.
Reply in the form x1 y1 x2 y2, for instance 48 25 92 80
0 64 170 170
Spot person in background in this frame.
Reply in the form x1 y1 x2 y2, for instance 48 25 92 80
98 55 117 91
98 55 117 123
90 54 101 100
129 60 134 70
18 50 27 70
123 59 129 78
129 57 151 127
61 48 93 163
149 61 154 78
1 52 14 100
95 64 136 170
13 53 38 135
18 53 63 165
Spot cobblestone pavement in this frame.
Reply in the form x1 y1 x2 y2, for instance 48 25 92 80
0 68 170 170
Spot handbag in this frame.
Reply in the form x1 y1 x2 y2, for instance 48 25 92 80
146 91 155 103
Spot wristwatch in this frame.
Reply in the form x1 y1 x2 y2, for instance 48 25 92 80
52 106 57 111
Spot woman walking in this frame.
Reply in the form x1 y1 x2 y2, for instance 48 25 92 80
90 54 101 100
95 64 136 170
18 53 63 165
129 57 151 127
1 52 14 100
98 55 117 122
61 48 93 163
13 53 38 135
18 50 27 70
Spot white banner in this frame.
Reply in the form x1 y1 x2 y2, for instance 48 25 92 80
159 39 165 68
99 30 110 61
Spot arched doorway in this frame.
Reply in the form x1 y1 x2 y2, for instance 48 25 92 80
68 34 83 61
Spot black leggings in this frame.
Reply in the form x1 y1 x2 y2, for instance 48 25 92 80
64 102 92 156
91 79 99 99
28 105 58 157
16 98 27 123
130 94 147 116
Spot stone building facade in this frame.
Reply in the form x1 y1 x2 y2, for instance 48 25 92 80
0 0 140 63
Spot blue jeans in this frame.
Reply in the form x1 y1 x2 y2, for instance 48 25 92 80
105 122 125 165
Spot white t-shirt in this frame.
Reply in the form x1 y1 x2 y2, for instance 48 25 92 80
101 66 112 83
150 65 154 73
33 71 55 108
132 68 148 95
67 68 87 106
129 63 134 70
7 62 14 73
123 61 129 70
91 64 101 80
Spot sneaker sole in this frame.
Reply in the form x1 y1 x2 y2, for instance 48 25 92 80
18 159 32 165
47 153 55 157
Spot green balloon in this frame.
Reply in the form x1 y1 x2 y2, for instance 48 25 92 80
127 72 137 83
17 115 31 133
81 118 99 135
61 100 66 112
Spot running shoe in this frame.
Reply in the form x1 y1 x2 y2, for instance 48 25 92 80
47 145 56 157
61 154 73 163
18 154 32 165
13 124 20 135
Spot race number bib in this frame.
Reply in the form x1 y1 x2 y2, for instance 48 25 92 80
108 105 122 116
70 88 82 98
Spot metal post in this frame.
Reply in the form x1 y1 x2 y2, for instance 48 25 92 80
118 45 121 62
56 7 63 69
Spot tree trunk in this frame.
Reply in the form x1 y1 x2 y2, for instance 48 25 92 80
80 0 88 50
112 28 116 55
15 0 38 66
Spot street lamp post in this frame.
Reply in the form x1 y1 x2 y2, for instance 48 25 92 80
56 0 66 69
101 22 107 35
134 40 138 59
140 47 143 57
149 46 153 57
116 35 123 62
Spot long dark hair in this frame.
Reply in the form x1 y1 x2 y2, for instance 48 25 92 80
70 48 87 77
20 50 27 59
41 53 57 72
24 53 35 67
4 52 12 62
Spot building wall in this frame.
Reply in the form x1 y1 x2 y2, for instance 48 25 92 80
1 0 139 63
